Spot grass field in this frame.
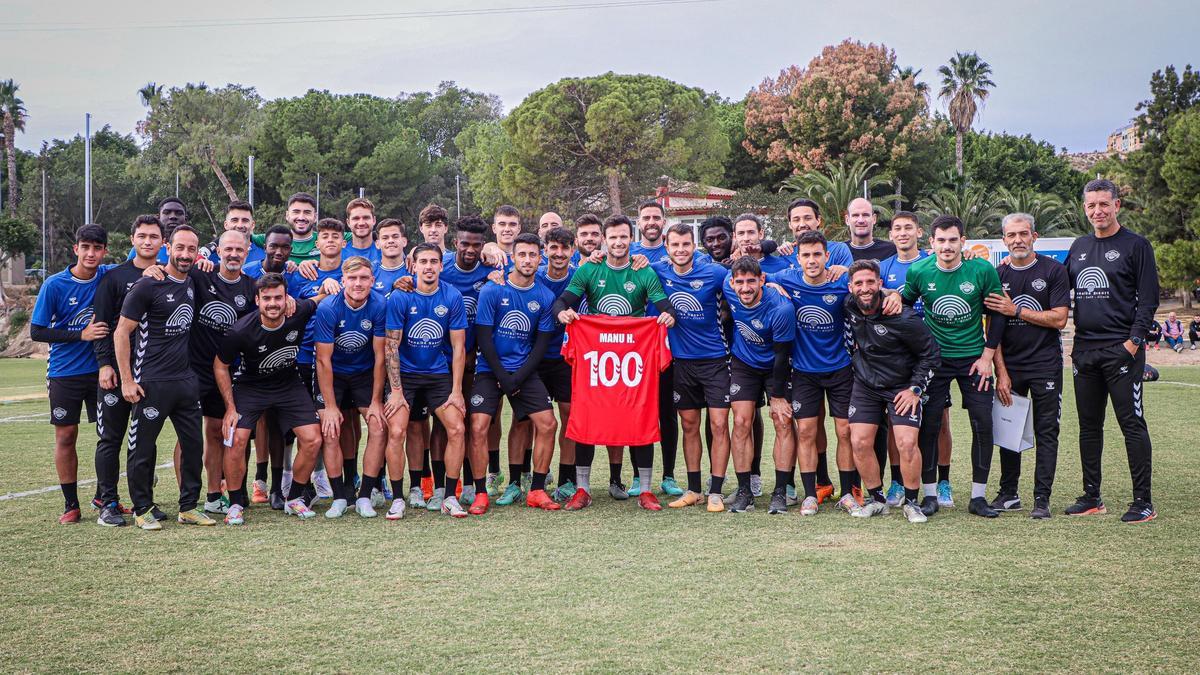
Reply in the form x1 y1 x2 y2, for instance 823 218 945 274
0 358 1197 672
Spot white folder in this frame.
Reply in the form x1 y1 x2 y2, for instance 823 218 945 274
992 393 1035 452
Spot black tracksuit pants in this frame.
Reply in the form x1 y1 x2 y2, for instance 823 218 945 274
997 369 1062 500
127 377 204 514
1072 344 1152 502
94 384 132 504
918 355 995 485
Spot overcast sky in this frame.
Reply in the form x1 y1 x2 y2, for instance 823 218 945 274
3 0 1197 155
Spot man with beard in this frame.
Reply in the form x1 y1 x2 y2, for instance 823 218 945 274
844 198 897 262
344 198 383 265
126 197 188 263
251 193 318 264
844 259 939 523
201 201 265 266
92 216 164 525
113 226 214 529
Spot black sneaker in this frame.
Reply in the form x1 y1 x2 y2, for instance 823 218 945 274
768 489 787 515
728 487 754 513
1030 497 1051 520
150 505 169 522
919 495 939 517
1120 499 1156 523
1064 494 1106 516
96 504 127 527
270 491 286 510
989 493 1022 511
968 496 1000 518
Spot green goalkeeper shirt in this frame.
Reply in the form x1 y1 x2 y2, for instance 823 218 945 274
566 259 667 317
900 255 1002 359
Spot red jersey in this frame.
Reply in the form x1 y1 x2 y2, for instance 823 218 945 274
562 315 672 446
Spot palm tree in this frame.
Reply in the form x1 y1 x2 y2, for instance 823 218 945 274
779 159 902 239
895 65 930 99
0 79 28 217
916 183 1002 238
938 52 995 176
138 82 163 108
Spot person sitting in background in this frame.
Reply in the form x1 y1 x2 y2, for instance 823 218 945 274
1189 316 1200 351
1163 312 1184 352
1147 320 1162 349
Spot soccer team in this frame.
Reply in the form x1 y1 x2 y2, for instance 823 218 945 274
31 177 1161 529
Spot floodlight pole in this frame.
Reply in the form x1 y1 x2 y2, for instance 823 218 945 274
84 113 93 223
247 156 255 207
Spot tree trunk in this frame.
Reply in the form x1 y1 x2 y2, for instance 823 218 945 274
4 114 17 217
206 148 240 202
955 130 964 177
1180 285 1193 310
607 171 622 216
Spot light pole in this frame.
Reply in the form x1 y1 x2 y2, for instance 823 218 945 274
84 113 92 224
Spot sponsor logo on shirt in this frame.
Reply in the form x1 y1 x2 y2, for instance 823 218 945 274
959 281 975 294
1074 267 1111 299
1031 279 1046 291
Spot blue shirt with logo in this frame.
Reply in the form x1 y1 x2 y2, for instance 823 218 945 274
285 266 343 365
344 243 382 265
312 292 387 375
386 284 467 375
536 264 578 360
879 251 930 316
372 262 408 298
652 259 728 360
757 254 794 274
767 269 851 373
439 253 495 353
32 265 115 377
720 278 796 370
474 280 556 373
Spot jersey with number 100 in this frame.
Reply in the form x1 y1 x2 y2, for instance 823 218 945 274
562 315 671 446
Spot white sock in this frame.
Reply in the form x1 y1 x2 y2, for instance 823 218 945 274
971 482 987 499
576 467 591 493
923 482 937 499
638 466 652 491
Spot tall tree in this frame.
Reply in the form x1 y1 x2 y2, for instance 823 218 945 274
916 183 1002 238
780 159 900 238
0 79 28 217
938 51 995 176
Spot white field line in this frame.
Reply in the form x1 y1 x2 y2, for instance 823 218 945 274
1158 380 1200 388
0 461 175 502
0 412 49 423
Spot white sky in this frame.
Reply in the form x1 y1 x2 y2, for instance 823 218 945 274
3 0 1197 154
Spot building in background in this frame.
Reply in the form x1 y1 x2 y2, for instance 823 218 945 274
1107 122 1143 155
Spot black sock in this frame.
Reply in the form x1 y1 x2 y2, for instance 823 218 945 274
938 464 950 483
559 462 576 484
408 469 422 490
816 453 831 485
229 487 249 508
509 464 523 486
329 475 345 501
445 477 459 498
890 464 903 484
775 470 792 493
287 481 308 501
788 470 795 487
474 476 486 493
905 487 919 502
206 491 222 503
839 470 858 496
736 471 751 491
870 487 886 503
390 478 405 499
255 461 268 482
432 460 446 489
711 474 726 494
270 466 283 494
521 449 532 476
343 458 357 482
610 463 623 484
801 471 817 499
358 474 378 500
687 470 702 493
463 454 473 483
532 472 548 491
488 449 501 474
61 482 79 510
421 448 432 477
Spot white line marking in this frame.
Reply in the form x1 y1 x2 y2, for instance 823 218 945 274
0 413 49 423
1158 380 1200 388
0 461 175 502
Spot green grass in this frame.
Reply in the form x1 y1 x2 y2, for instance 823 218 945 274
0 358 1198 672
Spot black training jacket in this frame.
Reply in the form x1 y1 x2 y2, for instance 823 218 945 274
844 295 940 392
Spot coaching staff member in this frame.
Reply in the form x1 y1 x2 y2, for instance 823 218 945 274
1065 179 1158 523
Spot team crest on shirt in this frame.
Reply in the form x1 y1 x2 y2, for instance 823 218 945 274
730 383 741 395
791 401 801 412
874 324 888 336
751 319 764 330
822 294 836 305
1105 250 1120 262
360 319 373 331
623 281 636 293
143 407 160 420
1032 279 1046 291
470 394 484 407
286 330 299 342
527 301 541 312
104 393 119 407
434 305 448 317
187 287 194 298
316 394 325 404
473 281 486 291
52 407 66 420
673 391 681 403
848 405 856 417
959 281 975 294
689 280 704 290
234 295 247 308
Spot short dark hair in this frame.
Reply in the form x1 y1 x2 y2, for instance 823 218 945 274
316 218 345 234
494 205 520 220
256 272 287 294
574 213 602 229
132 214 163 237
410 242 443 261
226 199 253 215
787 198 820 219
455 216 488 237
891 210 919 227
730 256 762 277
930 214 965 238
700 215 732 236
637 200 665 217
345 197 375 215
157 197 187 214
265 224 292 240
168 224 199 244
419 203 448 225
796 230 827 251
513 232 542 253
287 192 318 210
848 259 881 279
1083 178 1120 200
602 214 633 236
76 224 108 246
375 218 405 236
665 223 694 241
545 227 576 248
734 213 763 231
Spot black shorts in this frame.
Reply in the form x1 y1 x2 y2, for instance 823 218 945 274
469 371 552 420
729 355 771 405
397 372 453 416
233 378 319 433
848 380 922 429
537 358 572 403
791 365 852 419
298 362 319 404
48 373 98 426
193 366 227 418
673 357 731 410
327 369 375 410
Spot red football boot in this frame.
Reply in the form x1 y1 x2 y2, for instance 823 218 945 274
467 491 490 516
421 475 434 501
526 489 562 511
563 488 592 511
58 507 82 524
638 491 662 511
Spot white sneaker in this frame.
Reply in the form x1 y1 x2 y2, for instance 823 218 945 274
355 497 377 518
370 487 385 508
203 499 228 515
325 498 348 518
852 500 888 518
386 499 406 520
313 469 333 499
441 495 467 518
902 500 928 523
284 498 315 519
800 496 819 516
837 493 860 514
750 474 763 497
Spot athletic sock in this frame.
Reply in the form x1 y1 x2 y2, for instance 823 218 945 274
270 466 283 494
923 482 938 499
938 464 950 483
342 458 357 483
432 460 446 489
687 470 702 493
462 454 473 482
391 478 405 500
532 472 548 491
229 487 249 508
890 464 903 484
971 482 987 500
638 466 652 492
708 474 723 495
735 471 751 492
870 487 886 504
358 474 378 500
788 470 795 487
206 491 222 503
775 470 792 492
558 462 576 485
508 464 522 486
408 470 422 490
255 461 268 482
445 477 459 499
905 487 919 502
287 481 308 501
521 449 532 476
839 470 857 497
576 467 591 493
816 453 831 485
474 477 486 493
610 463 623 484
329 475 345 501
61 482 79 510
801 472 817 499
488 449 501 474
421 449 432 478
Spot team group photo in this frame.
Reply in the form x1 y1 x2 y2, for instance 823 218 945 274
1 1 1197 672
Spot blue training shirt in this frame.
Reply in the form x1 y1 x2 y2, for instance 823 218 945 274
32 265 115 378
767 269 851 373
372 261 408 298
652 259 728 360
535 264 578 360
879 251 930 316
286 266 343 365
720 277 796 370
474 279 556 373
438 253 495 354
386 284 467 375
344 243 382 265
312 291 387 375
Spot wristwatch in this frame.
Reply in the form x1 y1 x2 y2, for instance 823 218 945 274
909 385 923 397
1014 306 1023 320
1130 336 1144 347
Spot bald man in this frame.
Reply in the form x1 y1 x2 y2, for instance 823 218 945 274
845 198 896 262
537 212 563 242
